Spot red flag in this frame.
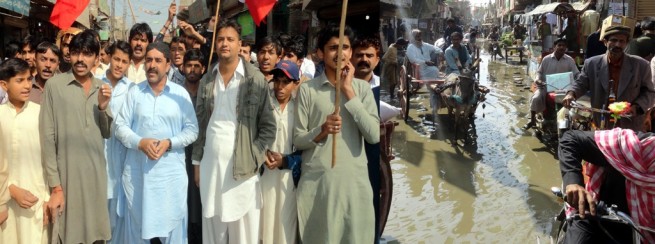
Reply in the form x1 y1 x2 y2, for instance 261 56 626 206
50 0 91 30
244 0 277 27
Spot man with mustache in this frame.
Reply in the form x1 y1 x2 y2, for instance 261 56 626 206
193 19 275 243
40 29 113 244
293 24 379 243
256 36 282 81
98 40 133 241
444 32 471 75
181 48 205 243
563 25 655 131
168 37 187 85
126 23 153 83
29 42 61 104
114 41 198 243
350 35 383 243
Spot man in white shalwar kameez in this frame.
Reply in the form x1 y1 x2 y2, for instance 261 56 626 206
192 19 276 244
260 61 302 244
406 29 443 113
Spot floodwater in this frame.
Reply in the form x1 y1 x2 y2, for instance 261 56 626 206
381 54 564 243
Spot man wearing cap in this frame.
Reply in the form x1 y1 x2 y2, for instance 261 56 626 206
382 38 407 99
114 41 199 243
524 38 579 129
260 60 302 244
56 27 82 73
563 25 655 131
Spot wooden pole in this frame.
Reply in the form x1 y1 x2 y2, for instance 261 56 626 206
332 0 349 168
207 1 221 68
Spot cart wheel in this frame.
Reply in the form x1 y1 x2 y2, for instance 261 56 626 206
379 154 394 235
399 66 410 122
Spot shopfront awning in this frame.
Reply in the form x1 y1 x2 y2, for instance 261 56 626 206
525 2 588 16
0 0 30 16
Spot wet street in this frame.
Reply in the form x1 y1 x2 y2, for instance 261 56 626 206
381 54 564 243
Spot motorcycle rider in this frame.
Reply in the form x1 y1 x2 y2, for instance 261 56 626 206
559 128 655 243
524 38 579 129
562 25 655 131
486 27 504 59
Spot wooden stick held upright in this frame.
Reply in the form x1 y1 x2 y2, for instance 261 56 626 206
332 0 349 168
207 1 222 68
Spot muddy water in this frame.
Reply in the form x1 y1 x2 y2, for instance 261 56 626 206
381 54 564 243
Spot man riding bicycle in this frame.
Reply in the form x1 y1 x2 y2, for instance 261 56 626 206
559 128 655 243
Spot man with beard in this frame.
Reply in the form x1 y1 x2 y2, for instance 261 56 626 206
167 37 187 85
193 19 275 243
293 24 379 243
40 29 113 244
20 35 39 78
563 26 655 131
351 35 383 243
29 42 61 104
181 48 205 243
444 32 471 75
56 28 82 73
256 36 282 81
127 23 153 83
98 40 133 242
114 42 198 243
407 29 443 116
277 34 311 82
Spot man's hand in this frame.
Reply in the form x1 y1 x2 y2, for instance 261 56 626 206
322 113 342 135
43 202 50 225
154 139 171 158
47 187 65 218
98 84 111 111
167 2 176 21
138 138 161 160
534 80 544 86
565 184 596 218
340 62 356 100
9 185 39 209
0 209 7 225
264 150 284 169
562 91 576 108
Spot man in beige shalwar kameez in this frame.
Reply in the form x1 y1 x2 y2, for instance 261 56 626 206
40 30 112 244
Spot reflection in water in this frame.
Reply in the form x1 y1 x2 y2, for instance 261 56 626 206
381 54 562 243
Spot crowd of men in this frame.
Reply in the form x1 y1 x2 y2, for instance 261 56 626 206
0 7 384 243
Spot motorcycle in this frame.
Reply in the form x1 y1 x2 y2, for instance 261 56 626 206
550 187 655 244
488 40 501 60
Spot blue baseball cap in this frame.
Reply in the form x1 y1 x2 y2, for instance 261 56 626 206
272 60 300 81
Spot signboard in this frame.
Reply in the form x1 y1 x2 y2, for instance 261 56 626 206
0 0 30 16
608 2 628 15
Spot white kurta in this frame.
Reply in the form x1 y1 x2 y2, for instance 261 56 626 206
260 88 297 244
198 61 261 222
0 101 49 244
127 61 147 84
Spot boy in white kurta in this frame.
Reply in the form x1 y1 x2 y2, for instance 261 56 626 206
0 58 50 243
260 61 302 244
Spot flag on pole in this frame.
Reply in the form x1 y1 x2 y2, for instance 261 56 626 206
50 0 91 30
240 0 277 27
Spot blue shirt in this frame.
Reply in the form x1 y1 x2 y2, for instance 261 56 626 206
445 45 472 75
100 73 134 200
114 79 199 239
